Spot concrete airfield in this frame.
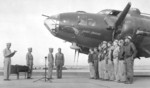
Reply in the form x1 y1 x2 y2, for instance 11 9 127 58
0 69 150 88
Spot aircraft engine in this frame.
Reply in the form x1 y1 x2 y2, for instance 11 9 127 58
70 42 80 50
70 43 81 62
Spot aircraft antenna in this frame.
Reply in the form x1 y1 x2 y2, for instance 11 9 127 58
141 13 150 16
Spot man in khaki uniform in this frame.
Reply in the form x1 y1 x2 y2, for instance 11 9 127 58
48 48 54 79
55 48 64 78
107 42 115 81
98 44 102 79
26 48 33 79
3 43 17 80
124 36 137 84
118 40 126 82
112 40 120 81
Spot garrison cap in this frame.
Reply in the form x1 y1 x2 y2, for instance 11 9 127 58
102 41 107 44
6 43 11 45
28 47 32 50
125 36 132 40
114 39 118 42
108 41 112 44
49 48 53 50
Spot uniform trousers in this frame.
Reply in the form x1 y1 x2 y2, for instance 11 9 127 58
48 63 53 79
99 60 105 79
27 64 33 78
118 60 126 82
125 56 134 83
113 58 119 81
4 58 11 79
56 65 62 78
94 60 99 79
89 62 95 78
103 59 109 80
107 59 114 80
98 61 102 79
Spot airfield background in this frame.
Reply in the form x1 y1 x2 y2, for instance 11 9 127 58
0 0 150 69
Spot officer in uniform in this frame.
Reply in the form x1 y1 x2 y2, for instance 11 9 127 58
93 47 99 79
48 48 54 79
88 48 95 79
118 39 126 83
26 47 33 79
55 48 64 78
103 42 109 80
107 42 114 81
98 44 102 79
99 41 107 80
124 36 137 84
112 40 120 81
3 43 17 80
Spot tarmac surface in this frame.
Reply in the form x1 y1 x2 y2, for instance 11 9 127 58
0 70 150 88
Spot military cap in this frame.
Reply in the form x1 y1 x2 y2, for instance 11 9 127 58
102 41 107 44
49 48 53 50
28 47 32 50
114 39 119 43
125 36 132 40
6 43 11 45
49 48 53 51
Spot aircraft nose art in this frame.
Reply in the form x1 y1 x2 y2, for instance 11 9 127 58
44 14 60 35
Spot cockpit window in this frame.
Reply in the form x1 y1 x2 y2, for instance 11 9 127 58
88 19 96 26
98 10 111 15
98 9 121 16
79 19 87 25
78 15 87 26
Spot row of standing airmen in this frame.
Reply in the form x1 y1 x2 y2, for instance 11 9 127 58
3 43 65 81
88 36 137 84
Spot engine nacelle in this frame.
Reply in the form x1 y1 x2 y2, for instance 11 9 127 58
70 43 80 50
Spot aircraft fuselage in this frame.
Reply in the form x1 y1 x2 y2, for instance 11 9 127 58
44 9 150 57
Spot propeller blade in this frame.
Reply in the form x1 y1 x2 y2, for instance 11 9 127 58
77 50 80 63
74 50 77 62
104 2 131 31
115 2 131 29
112 2 131 40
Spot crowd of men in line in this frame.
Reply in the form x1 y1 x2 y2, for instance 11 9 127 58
88 36 137 84
3 43 65 81
3 35 137 84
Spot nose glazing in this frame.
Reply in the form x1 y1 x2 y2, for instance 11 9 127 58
44 14 60 34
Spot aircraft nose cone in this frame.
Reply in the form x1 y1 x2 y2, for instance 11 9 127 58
44 14 60 35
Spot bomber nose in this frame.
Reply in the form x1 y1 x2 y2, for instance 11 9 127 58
44 14 60 35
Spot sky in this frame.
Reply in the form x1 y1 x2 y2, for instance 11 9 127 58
0 0 150 67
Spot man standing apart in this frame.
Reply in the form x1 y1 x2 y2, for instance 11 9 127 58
26 48 33 79
93 47 99 79
124 36 137 84
48 48 54 79
55 48 64 79
88 48 95 79
3 43 17 80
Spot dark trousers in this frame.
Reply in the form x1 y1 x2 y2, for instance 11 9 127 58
27 65 33 78
125 57 134 83
56 65 62 78
94 60 99 79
